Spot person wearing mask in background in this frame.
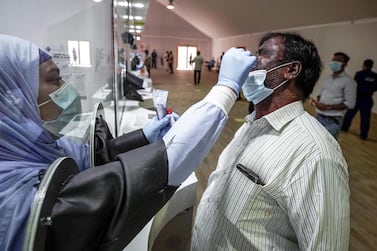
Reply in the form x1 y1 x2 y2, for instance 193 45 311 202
311 51 356 139
191 32 350 251
191 51 204 85
342 59 377 140
0 34 255 251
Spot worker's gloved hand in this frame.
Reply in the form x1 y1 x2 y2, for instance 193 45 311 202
217 47 257 94
142 113 178 143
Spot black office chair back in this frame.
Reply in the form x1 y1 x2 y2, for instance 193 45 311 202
23 157 79 251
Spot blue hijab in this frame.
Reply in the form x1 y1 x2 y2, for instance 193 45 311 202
0 34 89 250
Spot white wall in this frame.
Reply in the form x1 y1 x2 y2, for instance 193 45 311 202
213 19 377 113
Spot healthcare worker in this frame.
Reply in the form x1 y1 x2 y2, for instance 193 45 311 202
0 34 255 251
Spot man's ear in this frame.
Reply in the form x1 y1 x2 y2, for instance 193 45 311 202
284 61 302 80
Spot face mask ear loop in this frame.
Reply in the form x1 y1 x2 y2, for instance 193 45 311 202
266 61 301 91
266 61 301 73
272 79 289 91
38 98 52 108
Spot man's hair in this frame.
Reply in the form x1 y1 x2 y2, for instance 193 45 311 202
334 52 350 63
364 59 374 68
259 32 322 100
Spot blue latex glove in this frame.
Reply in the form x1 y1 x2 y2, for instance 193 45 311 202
217 47 257 94
142 113 179 143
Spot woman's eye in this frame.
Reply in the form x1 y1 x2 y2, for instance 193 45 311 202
49 77 62 85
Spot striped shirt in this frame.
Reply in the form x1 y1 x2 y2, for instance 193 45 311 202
192 101 350 251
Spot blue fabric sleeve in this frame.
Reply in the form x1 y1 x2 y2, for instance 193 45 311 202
163 100 227 186
57 137 90 171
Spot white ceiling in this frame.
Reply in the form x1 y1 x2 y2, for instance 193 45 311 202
142 0 377 39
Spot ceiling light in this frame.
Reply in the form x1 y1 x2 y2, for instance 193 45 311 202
166 0 175 10
122 15 143 20
133 3 144 8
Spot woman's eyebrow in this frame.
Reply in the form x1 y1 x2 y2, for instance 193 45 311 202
46 66 60 75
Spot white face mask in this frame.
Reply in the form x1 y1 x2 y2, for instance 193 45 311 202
242 62 295 104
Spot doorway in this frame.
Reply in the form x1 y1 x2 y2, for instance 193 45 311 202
177 45 197 70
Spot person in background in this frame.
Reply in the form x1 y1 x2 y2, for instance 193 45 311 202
342 59 377 140
191 51 204 85
220 51 225 62
167 50 174 74
0 34 255 251
165 50 169 71
191 32 350 251
311 51 356 139
205 57 216 71
151 49 157 69
130 53 140 71
219 52 225 68
160 52 164 67
143 49 152 78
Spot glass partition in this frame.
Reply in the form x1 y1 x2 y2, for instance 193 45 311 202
0 0 151 142
0 0 116 142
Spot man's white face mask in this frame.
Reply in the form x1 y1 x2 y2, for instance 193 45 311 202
242 62 296 104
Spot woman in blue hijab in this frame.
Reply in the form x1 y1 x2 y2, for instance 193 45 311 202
0 34 176 251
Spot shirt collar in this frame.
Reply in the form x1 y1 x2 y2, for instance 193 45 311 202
245 101 305 131
333 71 346 78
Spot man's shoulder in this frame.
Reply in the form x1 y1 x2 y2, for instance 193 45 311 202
368 70 377 78
339 72 356 84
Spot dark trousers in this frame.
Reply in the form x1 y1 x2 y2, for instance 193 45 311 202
168 63 173 73
194 70 201 85
152 59 157 68
342 96 374 139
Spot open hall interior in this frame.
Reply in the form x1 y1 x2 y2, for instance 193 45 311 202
1 0 377 250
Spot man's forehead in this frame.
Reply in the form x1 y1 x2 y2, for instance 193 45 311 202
259 36 283 50
258 36 285 60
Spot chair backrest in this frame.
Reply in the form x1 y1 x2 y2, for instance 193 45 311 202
89 102 104 168
23 157 79 251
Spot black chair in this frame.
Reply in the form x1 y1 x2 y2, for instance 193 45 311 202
23 157 79 251
122 72 144 101
125 71 144 90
